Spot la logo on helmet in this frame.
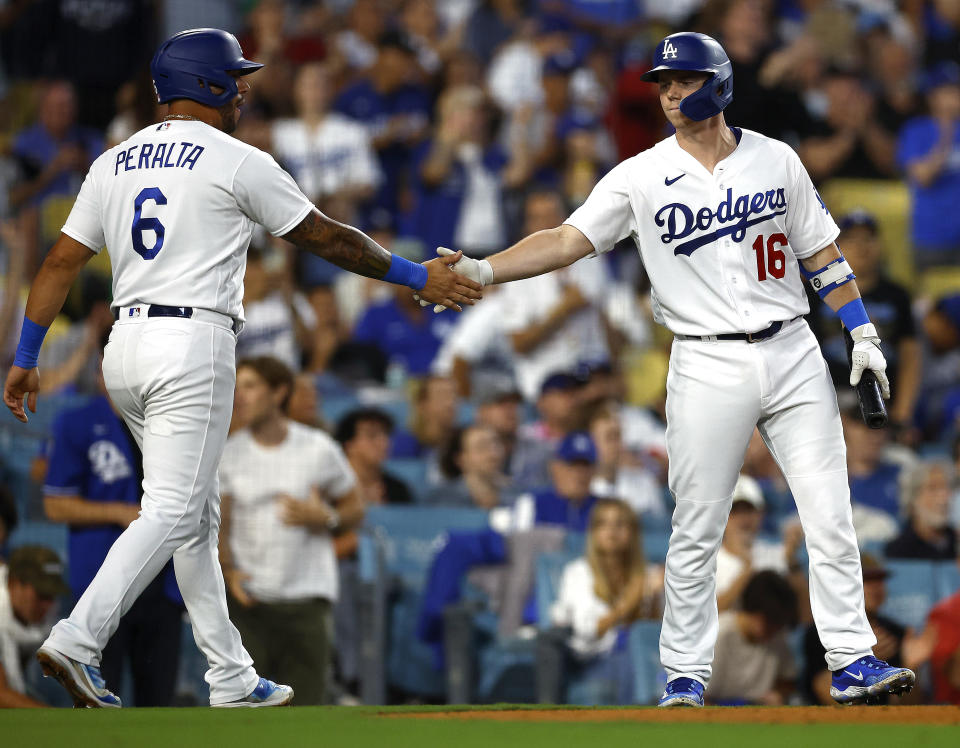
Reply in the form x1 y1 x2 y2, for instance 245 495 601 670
663 41 678 59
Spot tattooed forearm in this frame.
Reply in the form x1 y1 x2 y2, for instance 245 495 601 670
282 210 392 279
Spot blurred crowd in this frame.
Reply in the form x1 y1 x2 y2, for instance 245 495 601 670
1 0 960 708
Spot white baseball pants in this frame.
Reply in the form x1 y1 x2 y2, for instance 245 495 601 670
660 318 876 685
44 311 259 704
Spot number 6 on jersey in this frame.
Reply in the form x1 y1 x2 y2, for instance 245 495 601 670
132 187 167 260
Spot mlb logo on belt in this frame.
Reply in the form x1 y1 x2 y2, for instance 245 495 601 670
128 307 142 317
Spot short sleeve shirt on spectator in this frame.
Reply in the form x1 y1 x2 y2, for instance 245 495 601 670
218 421 356 603
500 257 611 401
709 610 797 704
352 297 457 376
0 565 50 695
897 118 960 249
334 79 430 217
271 114 381 202
13 124 103 207
43 395 140 598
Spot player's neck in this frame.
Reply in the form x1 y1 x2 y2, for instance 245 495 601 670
163 102 222 131
674 115 738 173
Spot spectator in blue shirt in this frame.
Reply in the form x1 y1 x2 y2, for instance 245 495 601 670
490 431 600 535
410 84 530 256
351 241 457 377
42 361 181 706
418 431 600 654
841 405 902 544
389 374 460 482
10 81 103 212
896 62 960 270
334 30 431 222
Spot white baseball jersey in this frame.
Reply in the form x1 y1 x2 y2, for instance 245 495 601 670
565 128 839 337
61 120 315 320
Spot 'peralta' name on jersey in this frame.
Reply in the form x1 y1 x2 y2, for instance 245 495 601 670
113 141 205 176
656 187 787 256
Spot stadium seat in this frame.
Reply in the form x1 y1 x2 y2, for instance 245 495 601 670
8 520 68 561
356 506 489 703
642 526 671 564
880 560 939 630
320 393 361 428
534 550 580 630
934 560 960 605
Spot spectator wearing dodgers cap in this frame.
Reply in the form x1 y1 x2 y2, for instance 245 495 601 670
490 431 599 535
714 475 806 612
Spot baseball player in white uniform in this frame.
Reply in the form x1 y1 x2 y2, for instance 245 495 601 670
428 33 915 706
2 28 480 708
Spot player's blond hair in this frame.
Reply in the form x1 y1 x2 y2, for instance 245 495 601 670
585 498 646 607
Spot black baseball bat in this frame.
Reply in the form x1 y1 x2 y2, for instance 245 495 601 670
843 328 888 429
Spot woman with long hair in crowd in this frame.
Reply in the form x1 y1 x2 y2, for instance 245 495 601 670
551 497 663 704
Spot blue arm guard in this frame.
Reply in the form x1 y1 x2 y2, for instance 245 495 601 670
800 255 856 300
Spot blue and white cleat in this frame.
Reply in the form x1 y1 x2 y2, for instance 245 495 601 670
830 656 915 705
37 645 122 708
212 678 294 708
658 677 705 707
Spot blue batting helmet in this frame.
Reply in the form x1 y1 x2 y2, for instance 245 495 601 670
151 28 263 108
640 32 733 121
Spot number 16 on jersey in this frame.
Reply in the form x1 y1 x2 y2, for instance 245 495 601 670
752 233 787 281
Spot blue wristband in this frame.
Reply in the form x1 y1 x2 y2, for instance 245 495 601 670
837 298 870 331
13 317 49 369
382 254 428 290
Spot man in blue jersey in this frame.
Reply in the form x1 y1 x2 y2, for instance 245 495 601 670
43 354 182 706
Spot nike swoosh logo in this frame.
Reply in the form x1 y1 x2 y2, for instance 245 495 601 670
844 670 864 681
665 174 685 186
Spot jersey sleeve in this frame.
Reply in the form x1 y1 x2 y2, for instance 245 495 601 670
43 413 87 495
233 149 315 237
61 168 106 253
784 149 840 259
563 162 634 254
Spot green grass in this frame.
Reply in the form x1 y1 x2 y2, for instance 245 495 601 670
2 706 958 748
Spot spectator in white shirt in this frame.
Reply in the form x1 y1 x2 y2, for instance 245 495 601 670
272 62 381 224
715 474 805 613
551 498 663 657
0 546 69 707
501 189 612 401
588 402 667 520
236 246 315 372
218 356 365 705
550 498 663 704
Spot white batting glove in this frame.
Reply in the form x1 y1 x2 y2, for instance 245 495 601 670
414 247 494 313
849 323 891 399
